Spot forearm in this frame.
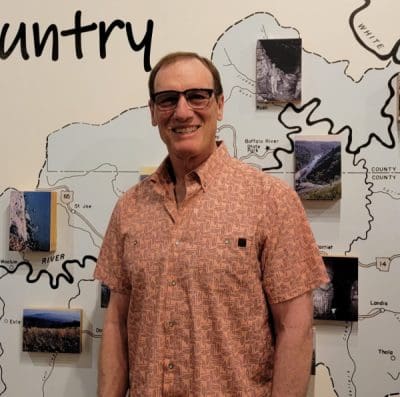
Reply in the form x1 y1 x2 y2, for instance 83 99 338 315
271 325 313 397
98 320 129 397
97 290 130 397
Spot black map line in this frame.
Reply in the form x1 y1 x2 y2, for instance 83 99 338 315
212 10 391 90
360 307 400 321
346 322 357 396
68 278 95 307
224 84 255 104
260 97 354 171
41 353 57 397
256 76 395 251
220 47 256 103
43 162 123 196
58 203 102 249
83 330 102 339
0 255 97 290
349 0 400 64
264 73 397 171
384 393 400 397
35 104 148 189
374 190 400 200
0 365 5 397
302 45 390 84
352 72 398 153
314 362 339 397
344 72 397 253
388 372 400 381
217 124 238 157
345 156 374 255
314 322 357 397
0 187 15 199
211 12 398 173
0 297 4 322
1 10 392 199
0 351 5 395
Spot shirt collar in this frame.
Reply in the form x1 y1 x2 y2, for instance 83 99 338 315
194 141 230 191
150 141 230 192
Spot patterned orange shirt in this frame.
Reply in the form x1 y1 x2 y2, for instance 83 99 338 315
94 142 328 397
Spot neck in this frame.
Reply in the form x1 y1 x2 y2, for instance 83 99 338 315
170 145 216 183
174 179 186 206
169 145 217 205
170 155 202 206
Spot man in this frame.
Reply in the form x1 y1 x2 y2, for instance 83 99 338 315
94 51 328 397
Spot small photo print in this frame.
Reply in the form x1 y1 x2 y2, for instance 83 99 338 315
294 136 341 200
23 308 82 353
397 74 400 122
313 256 358 322
256 38 302 107
9 190 57 252
101 283 111 308
139 166 157 181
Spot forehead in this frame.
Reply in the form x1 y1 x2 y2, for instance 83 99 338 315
154 58 214 92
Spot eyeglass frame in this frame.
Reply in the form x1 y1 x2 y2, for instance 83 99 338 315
150 88 215 111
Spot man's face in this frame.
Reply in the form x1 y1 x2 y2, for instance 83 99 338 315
149 58 224 165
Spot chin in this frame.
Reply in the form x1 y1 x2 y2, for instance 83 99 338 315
173 145 202 159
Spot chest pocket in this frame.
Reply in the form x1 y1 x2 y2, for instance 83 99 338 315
198 234 259 277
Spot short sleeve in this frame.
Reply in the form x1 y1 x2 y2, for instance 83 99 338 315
93 198 132 294
261 179 329 304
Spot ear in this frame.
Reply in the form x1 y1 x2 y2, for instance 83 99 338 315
149 100 158 126
216 95 224 121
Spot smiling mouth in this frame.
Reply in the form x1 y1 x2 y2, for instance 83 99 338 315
171 125 200 134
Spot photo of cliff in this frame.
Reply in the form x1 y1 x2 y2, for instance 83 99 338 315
313 256 358 322
256 38 301 107
9 190 57 252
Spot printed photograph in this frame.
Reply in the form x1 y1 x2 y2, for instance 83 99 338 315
313 256 358 322
101 283 111 308
9 190 57 252
256 38 302 107
139 166 157 181
294 136 341 200
23 308 82 353
398 74 400 122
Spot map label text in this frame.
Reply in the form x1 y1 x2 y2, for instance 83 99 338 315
357 23 385 50
370 300 388 306
0 10 154 71
378 348 393 355
42 253 65 265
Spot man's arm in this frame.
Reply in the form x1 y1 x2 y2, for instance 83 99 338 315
270 291 314 397
98 291 130 397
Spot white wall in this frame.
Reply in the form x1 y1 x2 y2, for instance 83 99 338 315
1 1 399 396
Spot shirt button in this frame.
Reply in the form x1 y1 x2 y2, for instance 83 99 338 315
175 240 180 246
170 280 176 286
168 321 175 328
168 363 174 370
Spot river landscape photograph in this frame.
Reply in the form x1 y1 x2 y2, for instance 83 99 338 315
294 137 341 200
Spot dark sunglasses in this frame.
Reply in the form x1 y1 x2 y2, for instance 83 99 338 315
151 88 214 111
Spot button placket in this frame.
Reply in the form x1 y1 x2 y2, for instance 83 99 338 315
162 225 183 382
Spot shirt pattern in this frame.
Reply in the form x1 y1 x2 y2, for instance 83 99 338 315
94 143 328 397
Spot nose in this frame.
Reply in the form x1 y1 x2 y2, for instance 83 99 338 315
173 94 194 119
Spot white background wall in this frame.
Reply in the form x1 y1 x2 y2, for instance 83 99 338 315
1 1 399 396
